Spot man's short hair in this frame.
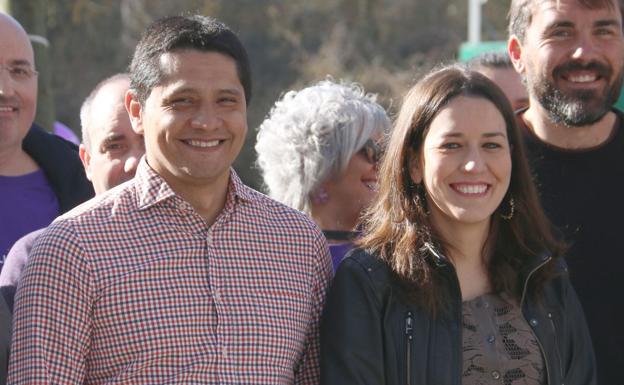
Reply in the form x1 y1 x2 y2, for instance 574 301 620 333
80 73 130 151
508 0 624 42
468 51 513 70
128 15 251 106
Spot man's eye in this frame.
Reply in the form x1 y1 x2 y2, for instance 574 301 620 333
171 98 193 107
596 28 616 36
102 143 124 153
550 29 572 38
218 97 238 105
9 67 29 77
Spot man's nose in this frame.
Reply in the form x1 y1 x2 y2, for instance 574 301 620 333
190 105 222 130
0 67 15 97
570 34 599 62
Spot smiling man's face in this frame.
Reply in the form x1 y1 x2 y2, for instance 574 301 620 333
0 13 37 156
514 0 624 126
127 50 247 193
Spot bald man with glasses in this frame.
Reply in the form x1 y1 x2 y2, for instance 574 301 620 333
0 13 93 270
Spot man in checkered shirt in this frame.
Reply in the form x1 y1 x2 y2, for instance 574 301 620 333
8 15 333 385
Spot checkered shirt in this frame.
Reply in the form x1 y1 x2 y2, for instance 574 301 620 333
8 159 333 385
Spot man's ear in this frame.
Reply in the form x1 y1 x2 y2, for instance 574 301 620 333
508 35 525 75
125 90 144 135
79 144 93 182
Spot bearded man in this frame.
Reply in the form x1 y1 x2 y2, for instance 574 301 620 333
508 0 624 383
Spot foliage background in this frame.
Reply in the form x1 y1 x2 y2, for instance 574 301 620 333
5 0 511 190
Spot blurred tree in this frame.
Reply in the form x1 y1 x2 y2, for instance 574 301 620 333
7 0 511 189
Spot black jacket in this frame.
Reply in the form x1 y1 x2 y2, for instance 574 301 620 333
321 249 596 385
0 296 10 385
0 124 94 385
22 123 94 212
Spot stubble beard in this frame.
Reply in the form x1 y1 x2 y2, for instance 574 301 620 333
528 62 624 127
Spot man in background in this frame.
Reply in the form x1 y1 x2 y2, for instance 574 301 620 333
469 51 529 111
0 73 143 297
0 12 93 269
0 73 143 384
508 0 624 383
78 73 143 195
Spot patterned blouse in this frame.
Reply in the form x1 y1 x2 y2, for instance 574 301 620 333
462 293 545 385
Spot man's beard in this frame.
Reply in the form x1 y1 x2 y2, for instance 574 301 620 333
529 61 624 127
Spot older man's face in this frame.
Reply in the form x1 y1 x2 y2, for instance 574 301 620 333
81 78 144 194
478 66 529 112
0 14 37 155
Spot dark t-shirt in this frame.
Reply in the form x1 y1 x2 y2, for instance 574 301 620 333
0 169 59 269
519 110 624 385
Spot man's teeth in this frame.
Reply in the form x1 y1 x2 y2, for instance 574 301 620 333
455 184 487 194
569 74 597 83
0 106 14 112
186 139 220 148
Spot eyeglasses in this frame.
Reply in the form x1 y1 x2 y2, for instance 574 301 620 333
358 138 384 165
0 64 38 82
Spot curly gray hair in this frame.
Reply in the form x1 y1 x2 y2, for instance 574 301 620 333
255 78 390 214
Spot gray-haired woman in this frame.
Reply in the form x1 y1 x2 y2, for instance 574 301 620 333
255 79 390 270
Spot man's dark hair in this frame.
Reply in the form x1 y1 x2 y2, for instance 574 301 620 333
468 51 513 70
129 15 252 105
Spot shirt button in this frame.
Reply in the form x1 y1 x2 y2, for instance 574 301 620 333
487 334 496 343
483 301 490 309
222 346 228 358
530 318 538 327
491 370 501 380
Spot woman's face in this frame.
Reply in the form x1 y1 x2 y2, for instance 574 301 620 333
410 95 512 232
322 135 382 229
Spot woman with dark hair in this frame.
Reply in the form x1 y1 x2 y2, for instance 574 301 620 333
320 65 595 385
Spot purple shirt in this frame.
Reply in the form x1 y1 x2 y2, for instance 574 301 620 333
0 169 59 270
53 121 80 145
329 242 354 271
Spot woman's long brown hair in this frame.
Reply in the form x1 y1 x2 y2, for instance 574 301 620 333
358 65 565 313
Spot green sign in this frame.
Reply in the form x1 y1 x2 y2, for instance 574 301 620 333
458 41 507 62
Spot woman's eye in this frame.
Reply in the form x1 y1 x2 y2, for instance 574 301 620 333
483 142 502 149
441 142 460 150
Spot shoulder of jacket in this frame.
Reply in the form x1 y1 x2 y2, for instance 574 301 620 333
342 248 393 301
24 123 79 155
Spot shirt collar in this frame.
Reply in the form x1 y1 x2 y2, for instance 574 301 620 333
135 157 257 211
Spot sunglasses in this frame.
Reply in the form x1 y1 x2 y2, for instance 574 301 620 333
358 138 384 164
